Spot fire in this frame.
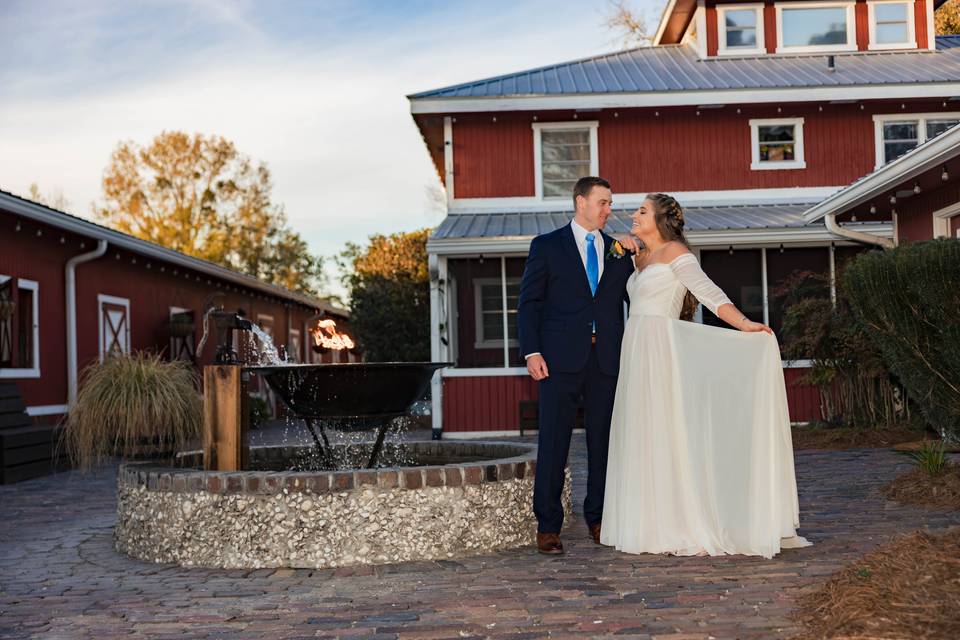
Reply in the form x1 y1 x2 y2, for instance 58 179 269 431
311 318 355 351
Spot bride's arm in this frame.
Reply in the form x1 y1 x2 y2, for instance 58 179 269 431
668 250 773 334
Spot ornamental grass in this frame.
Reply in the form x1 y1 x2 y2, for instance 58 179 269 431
62 352 202 470
792 527 960 640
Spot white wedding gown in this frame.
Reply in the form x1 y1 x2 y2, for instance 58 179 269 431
601 253 811 558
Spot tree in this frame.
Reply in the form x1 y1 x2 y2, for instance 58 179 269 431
338 229 431 362
96 131 325 295
936 0 960 35
27 183 70 210
603 0 654 48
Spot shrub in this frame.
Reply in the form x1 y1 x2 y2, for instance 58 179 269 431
777 269 910 428
843 239 960 441
62 352 202 470
907 440 949 476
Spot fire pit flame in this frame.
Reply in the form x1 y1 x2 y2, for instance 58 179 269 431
311 318 355 351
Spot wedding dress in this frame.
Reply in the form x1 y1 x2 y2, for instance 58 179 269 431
600 253 811 558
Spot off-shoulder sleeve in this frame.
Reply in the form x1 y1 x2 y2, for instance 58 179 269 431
669 253 732 316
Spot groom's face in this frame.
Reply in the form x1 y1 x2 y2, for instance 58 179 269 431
575 186 613 231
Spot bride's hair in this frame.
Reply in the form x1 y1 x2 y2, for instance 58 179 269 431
646 193 698 322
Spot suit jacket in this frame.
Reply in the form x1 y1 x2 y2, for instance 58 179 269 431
517 224 634 376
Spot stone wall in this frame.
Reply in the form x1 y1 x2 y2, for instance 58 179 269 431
115 441 573 569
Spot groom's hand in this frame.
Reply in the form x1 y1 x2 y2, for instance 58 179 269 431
526 354 549 380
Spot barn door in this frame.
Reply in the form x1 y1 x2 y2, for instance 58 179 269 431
98 295 131 361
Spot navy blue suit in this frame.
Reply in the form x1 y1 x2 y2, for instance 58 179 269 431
517 223 634 533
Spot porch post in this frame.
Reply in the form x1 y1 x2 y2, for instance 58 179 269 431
429 254 449 440
828 243 837 308
500 256 509 368
761 247 769 326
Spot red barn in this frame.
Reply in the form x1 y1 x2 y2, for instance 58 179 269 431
409 0 959 437
0 190 354 481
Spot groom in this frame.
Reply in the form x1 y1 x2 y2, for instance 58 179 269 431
518 176 636 555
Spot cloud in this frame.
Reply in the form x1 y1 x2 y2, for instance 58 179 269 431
0 0 664 294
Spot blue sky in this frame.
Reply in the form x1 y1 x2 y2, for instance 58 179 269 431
0 0 663 292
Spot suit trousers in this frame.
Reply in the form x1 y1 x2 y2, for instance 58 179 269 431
533 344 618 533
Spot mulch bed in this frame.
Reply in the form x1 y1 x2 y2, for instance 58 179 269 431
791 426 926 451
881 463 960 510
792 527 960 640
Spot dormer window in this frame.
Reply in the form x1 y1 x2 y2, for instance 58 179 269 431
718 4 765 56
867 1 915 50
776 2 856 53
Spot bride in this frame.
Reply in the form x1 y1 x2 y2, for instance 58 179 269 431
601 193 811 558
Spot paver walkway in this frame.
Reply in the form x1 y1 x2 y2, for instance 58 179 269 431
1 433 958 640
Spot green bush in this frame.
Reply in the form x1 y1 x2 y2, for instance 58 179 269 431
778 269 910 428
843 239 960 441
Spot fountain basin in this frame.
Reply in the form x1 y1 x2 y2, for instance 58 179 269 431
115 441 572 569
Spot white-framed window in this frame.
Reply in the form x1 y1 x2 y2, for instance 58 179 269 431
749 118 806 170
873 113 960 167
718 4 765 55
288 328 301 363
532 121 599 200
933 202 960 239
98 294 131 361
0 276 40 379
473 278 520 348
776 1 857 53
867 0 915 50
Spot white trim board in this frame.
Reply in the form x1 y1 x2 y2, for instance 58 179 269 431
0 276 41 379
409 82 960 115
26 404 68 416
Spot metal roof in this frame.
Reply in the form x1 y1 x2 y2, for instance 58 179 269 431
410 37 960 100
0 189 344 315
431 203 819 241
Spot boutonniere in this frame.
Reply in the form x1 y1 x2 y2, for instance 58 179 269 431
606 240 627 260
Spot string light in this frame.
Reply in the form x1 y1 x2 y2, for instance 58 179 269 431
889 194 897 205
943 165 950 181
869 203 876 214
913 181 921 194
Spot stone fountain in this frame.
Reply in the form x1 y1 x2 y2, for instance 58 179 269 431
114 311 570 569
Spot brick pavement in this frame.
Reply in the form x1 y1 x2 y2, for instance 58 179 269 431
1 434 958 640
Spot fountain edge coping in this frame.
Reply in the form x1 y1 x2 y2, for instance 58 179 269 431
118 441 538 496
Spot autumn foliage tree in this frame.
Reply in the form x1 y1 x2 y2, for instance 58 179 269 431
96 131 324 295
338 229 430 362
936 0 960 34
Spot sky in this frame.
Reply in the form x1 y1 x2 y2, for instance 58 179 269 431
0 0 663 294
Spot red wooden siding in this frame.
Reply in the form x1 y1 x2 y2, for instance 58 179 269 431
914 0 929 50
453 115 534 198
764 1 777 53
0 209 340 413
443 368 825 432
952 216 960 236
705 1 719 57
855 0 870 51
448 101 953 198
442 375 538 432
897 180 960 243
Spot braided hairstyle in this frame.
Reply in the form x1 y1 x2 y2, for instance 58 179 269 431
645 193 699 321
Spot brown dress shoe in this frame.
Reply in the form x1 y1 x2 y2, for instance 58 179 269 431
536 532 564 555
590 522 602 545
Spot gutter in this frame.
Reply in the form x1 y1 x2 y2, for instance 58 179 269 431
66 240 108 407
824 214 895 249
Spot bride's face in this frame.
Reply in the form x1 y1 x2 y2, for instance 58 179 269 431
631 200 658 238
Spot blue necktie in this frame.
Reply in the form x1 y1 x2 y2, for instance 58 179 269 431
585 233 599 296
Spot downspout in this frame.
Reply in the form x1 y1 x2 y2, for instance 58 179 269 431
66 240 108 407
824 213 895 249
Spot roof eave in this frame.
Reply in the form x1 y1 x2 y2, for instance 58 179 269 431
1 192 345 316
802 126 960 223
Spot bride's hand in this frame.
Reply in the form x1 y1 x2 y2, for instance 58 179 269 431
740 318 773 334
616 235 641 254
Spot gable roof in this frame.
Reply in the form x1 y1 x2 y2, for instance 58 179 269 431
0 189 344 315
409 37 960 113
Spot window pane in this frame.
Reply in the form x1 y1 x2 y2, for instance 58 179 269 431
875 3 907 22
542 129 591 199
0 280 12 367
700 250 763 328
782 7 848 46
727 26 757 47
760 143 795 161
758 125 795 143
927 120 960 139
884 142 916 163
482 313 503 340
17 287 33 368
883 121 917 141
876 23 908 44
726 9 757 28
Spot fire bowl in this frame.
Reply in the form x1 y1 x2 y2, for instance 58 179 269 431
247 362 450 425
115 441 573 569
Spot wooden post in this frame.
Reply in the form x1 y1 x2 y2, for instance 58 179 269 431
203 365 248 471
